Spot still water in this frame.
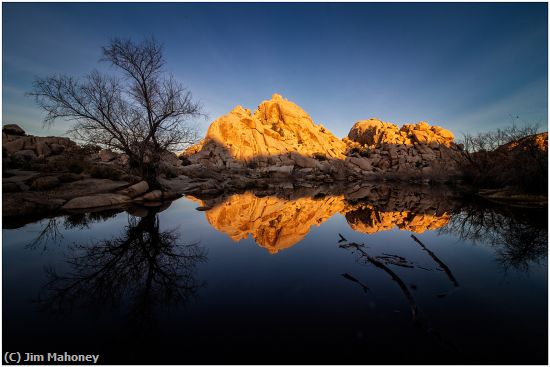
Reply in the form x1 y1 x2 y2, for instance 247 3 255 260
3 184 548 364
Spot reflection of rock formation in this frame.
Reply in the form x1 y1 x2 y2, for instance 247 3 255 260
346 205 450 234
203 193 346 254
192 186 457 253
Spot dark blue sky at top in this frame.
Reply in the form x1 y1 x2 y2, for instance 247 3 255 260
3 2 548 138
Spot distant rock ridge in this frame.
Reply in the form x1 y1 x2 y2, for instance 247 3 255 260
496 132 548 154
182 94 464 180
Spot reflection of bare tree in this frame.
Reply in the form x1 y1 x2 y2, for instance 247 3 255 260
26 217 64 251
39 209 207 331
26 210 123 251
441 205 547 271
62 210 121 230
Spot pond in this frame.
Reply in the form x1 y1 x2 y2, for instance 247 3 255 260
3 184 548 364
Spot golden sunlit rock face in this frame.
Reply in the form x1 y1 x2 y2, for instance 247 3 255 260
192 192 451 254
346 119 455 147
181 94 464 179
185 94 347 169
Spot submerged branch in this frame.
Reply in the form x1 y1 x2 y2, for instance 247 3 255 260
410 234 459 287
340 242 418 320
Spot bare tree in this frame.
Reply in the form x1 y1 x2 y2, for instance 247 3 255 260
30 37 202 187
458 122 547 193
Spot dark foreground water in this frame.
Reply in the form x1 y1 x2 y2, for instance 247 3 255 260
3 185 548 364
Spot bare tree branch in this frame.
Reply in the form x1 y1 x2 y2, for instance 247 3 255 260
29 37 202 187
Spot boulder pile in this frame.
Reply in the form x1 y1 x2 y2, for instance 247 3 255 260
181 95 464 181
182 94 347 175
3 124 77 161
344 118 463 177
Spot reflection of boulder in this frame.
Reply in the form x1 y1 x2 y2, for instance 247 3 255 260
201 193 346 254
345 205 450 234
192 185 458 253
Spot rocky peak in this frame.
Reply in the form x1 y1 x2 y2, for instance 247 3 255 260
184 94 348 169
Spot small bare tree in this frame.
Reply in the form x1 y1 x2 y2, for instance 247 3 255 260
458 122 547 193
30 37 202 187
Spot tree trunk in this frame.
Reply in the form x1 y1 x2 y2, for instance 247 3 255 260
129 155 161 189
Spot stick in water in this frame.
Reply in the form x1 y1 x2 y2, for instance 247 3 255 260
410 234 459 287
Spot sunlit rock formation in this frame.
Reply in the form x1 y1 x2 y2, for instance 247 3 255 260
184 94 347 170
181 94 464 181
190 186 456 253
344 119 462 176
347 119 455 147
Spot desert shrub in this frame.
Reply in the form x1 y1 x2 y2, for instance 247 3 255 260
313 152 327 161
163 169 178 179
359 149 371 158
8 155 43 171
179 156 192 166
77 144 102 156
87 164 123 181
67 160 87 174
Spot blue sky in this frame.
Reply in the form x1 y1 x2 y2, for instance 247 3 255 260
3 3 548 139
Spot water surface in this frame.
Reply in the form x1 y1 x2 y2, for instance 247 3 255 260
3 184 548 364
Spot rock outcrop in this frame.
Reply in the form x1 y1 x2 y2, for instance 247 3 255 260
185 94 346 171
3 124 77 159
182 95 464 181
344 118 462 177
496 132 548 154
